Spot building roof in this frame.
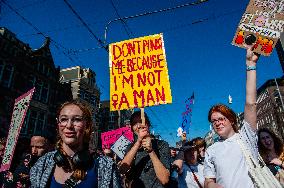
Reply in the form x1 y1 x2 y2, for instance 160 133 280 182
60 66 80 81
257 78 284 95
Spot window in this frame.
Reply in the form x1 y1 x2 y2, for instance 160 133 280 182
22 111 30 134
37 62 45 74
0 63 14 88
90 95 96 106
36 112 45 133
0 61 4 76
34 79 43 101
41 83 49 103
109 112 115 123
22 110 47 136
27 75 36 90
27 75 49 103
46 67 50 76
29 110 38 135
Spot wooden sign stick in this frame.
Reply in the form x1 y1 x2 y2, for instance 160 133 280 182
140 108 145 126
118 110 121 128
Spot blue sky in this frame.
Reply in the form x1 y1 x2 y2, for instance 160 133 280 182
1 0 283 146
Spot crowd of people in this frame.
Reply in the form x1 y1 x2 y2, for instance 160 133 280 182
0 46 283 188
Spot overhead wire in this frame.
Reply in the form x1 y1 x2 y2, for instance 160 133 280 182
1 0 80 65
52 7 243 54
17 0 210 40
1 0 47 17
104 0 209 43
163 8 244 32
6 1 243 56
63 0 108 52
109 0 134 38
1 0 47 14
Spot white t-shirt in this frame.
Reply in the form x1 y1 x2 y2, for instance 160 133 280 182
178 162 205 188
204 121 258 188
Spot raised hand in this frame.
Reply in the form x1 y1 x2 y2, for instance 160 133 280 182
137 124 149 141
142 136 153 153
245 45 260 66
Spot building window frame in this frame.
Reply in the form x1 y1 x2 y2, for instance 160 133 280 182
0 61 14 88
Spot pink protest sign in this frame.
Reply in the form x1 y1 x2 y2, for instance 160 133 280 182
101 127 134 149
0 88 35 172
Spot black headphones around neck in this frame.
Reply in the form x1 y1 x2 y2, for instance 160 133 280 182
53 149 92 170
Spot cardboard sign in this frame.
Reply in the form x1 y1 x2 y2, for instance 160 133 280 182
0 88 35 172
232 0 284 56
111 135 131 159
101 126 133 149
109 33 172 111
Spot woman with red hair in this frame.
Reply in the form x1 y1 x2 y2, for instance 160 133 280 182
204 46 259 188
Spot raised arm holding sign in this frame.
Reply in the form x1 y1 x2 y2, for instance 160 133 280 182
110 33 172 188
119 111 171 188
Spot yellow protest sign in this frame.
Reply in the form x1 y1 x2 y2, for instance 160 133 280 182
109 33 172 111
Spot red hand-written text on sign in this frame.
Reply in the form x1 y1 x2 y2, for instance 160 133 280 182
109 33 172 111
112 70 163 92
112 38 162 61
111 86 165 109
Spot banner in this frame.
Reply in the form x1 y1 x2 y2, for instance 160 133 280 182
180 93 194 134
232 0 284 56
0 88 35 172
101 126 133 149
109 33 172 111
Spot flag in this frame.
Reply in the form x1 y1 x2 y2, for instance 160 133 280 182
180 92 194 134
177 127 183 137
228 94 232 104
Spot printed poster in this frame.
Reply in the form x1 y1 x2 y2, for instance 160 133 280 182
111 135 131 159
232 0 284 56
109 33 172 111
0 88 35 172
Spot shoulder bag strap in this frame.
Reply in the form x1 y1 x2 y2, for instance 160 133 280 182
237 135 283 188
236 136 257 169
185 163 203 188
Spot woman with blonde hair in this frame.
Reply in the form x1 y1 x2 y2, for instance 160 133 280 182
30 99 121 188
